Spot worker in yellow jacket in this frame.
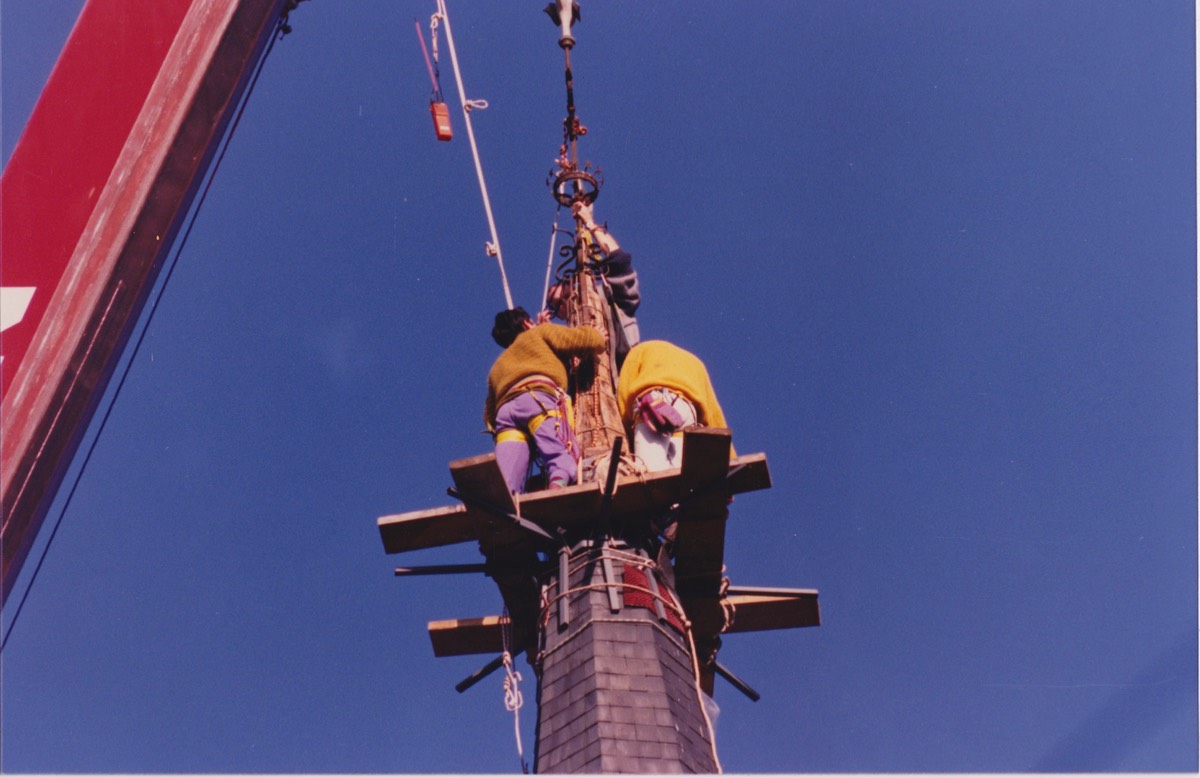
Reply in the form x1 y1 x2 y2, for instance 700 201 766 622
486 307 605 493
616 340 733 470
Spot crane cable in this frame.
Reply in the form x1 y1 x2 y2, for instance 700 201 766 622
432 0 514 310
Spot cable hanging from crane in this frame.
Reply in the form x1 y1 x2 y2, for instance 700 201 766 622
421 0 514 310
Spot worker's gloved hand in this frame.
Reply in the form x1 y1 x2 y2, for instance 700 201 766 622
637 393 685 434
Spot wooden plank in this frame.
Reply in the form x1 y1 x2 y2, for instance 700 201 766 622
377 455 521 555
679 587 821 650
678 595 726 643
377 503 478 554
726 452 772 494
680 428 735 482
724 588 821 633
429 616 506 657
514 450 770 529
671 429 734 596
376 449 770 556
449 453 517 517
445 454 545 657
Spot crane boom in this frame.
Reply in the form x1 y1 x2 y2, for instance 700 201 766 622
1 0 288 605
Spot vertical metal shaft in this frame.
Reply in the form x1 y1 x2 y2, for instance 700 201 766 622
563 48 579 168
598 540 621 613
557 543 571 629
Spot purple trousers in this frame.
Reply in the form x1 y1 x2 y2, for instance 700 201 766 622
493 389 579 493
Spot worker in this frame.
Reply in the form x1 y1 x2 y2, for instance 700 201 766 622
616 339 734 471
486 306 605 493
547 201 641 366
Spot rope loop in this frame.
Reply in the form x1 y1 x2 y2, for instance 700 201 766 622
719 576 736 632
465 98 489 112
502 652 524 713
499 610 529 773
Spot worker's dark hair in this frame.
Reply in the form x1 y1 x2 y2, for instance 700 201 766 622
492 307 532 347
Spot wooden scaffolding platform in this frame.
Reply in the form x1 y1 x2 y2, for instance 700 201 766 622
377 429 819 699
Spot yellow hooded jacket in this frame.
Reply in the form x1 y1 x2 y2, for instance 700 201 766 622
616 340 733 453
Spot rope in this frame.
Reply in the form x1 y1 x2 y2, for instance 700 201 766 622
433 0 513 309
1 9 289 654
684 615 725 773
540 581 687 630
500 610 530 773
719 575 736 632
536 547 688 630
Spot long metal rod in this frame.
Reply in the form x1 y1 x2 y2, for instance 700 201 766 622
563 48 579 169
455 650 522 694
713 659 761 702
596 437 623 536
599 540 621 613
643 562 669 623
557 544 571 629
393 563 489 577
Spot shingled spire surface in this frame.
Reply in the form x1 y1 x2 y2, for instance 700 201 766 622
534 542 718 773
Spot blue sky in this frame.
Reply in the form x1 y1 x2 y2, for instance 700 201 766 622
2 0 1196 773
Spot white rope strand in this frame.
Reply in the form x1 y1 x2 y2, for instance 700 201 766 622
434 0 514 309
502 652 527 772
500 612 529 773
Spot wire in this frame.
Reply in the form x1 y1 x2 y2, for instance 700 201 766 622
1 12 288 654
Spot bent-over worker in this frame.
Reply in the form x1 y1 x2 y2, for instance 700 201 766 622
486 307 605 493
548 201 641 367
616 339 734 471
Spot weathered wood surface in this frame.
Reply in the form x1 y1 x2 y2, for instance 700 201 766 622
377 445 770 555
723 586 821 633
428 615 507 657
672 429 735 598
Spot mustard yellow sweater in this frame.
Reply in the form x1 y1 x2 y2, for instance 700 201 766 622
616 339 731 440
485 323 605 428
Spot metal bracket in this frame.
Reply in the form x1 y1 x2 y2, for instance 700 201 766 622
455 648 525 693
